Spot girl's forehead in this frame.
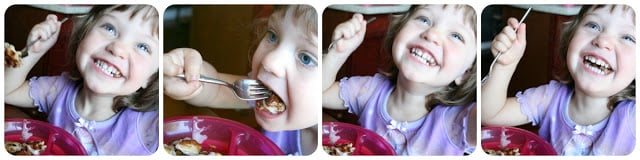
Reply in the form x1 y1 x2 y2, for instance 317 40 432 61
588 5 635 18
415 5 476 31
103 6 159 35
270 8 317 44
587 5 635 25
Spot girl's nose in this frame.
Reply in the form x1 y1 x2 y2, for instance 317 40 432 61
421 27 442 46
106 40 129 59
261 48 285 78
592 34 613 52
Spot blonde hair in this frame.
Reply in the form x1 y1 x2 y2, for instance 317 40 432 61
558 5 635 110
68 5 159 112
382 5 477 111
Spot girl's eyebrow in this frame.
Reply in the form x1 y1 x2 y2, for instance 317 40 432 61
303 33 317 50
303 35 318 58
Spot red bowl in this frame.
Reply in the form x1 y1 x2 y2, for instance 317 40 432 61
481 126 557 155
322 122 396 155
4 118 87 155
163 116 284 155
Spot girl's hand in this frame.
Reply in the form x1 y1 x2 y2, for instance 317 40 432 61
163 48 206 100
491 17 527 67
26 14 63 56
330 13 368 56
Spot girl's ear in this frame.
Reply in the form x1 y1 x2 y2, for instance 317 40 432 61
454 68 472 86
141 80 149 89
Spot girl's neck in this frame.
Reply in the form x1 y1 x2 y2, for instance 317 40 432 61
568 89 611 126
386 74 443 122
75 86 118 121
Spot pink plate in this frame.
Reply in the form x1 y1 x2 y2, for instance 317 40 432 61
322 122 396 155
481 126 557 155
4 118 87 155
163 116 284 155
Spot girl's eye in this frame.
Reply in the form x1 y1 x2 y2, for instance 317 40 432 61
451 32 464 42
102 24 117 36
585 22 601 32
297 52 317 67
136 43 151 54
623 35 636 44
265 30 278 43
416 16 431 26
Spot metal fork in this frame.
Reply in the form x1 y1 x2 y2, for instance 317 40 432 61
177 74 271 101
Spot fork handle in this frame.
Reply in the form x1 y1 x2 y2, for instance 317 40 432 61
176 74 230 86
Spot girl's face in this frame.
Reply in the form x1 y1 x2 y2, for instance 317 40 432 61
567 5 635 97
392 5 476 88
250 8 319 131
76 7 159 96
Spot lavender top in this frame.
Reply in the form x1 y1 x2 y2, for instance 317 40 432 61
263 130 302 155
517 80 635 155
29 73 158 155
339 73 475 155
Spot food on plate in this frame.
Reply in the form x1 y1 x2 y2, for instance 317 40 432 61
257 91 286 114
5 42 24 68
323 143 355 156
484 147 520 156
164 137 221 156
5 140 47 155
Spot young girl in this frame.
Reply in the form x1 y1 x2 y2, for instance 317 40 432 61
163 5 318 155
4 5 159 155
322 5 477 155
482 5 635 155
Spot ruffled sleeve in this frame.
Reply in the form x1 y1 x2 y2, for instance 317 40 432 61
515 80 564 125
338 73 389 116
29 73 75 113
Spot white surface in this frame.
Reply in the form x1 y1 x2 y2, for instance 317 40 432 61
511 4 581 16
29 4 92 14
328 4 411 15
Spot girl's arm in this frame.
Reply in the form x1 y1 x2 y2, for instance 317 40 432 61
5 14 63 108
322 14 367 110
163 48 249 109
481 18 530 126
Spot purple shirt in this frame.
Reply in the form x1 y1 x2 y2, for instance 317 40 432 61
29 73 158 155
517 80 635 155
263 130 302 155
339 73 475 155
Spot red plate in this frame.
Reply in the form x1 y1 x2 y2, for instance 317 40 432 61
163 116 284 155
322 122 396 155
481 126 557 155
5 118 87 155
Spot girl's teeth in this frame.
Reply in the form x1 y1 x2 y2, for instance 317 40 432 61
583 56 612 75
95 60 122 78
410 48 436 65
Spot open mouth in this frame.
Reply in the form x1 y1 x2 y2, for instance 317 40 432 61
256 89 286 115
410 48 437 66
95 59 123 78
583 55 613 75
